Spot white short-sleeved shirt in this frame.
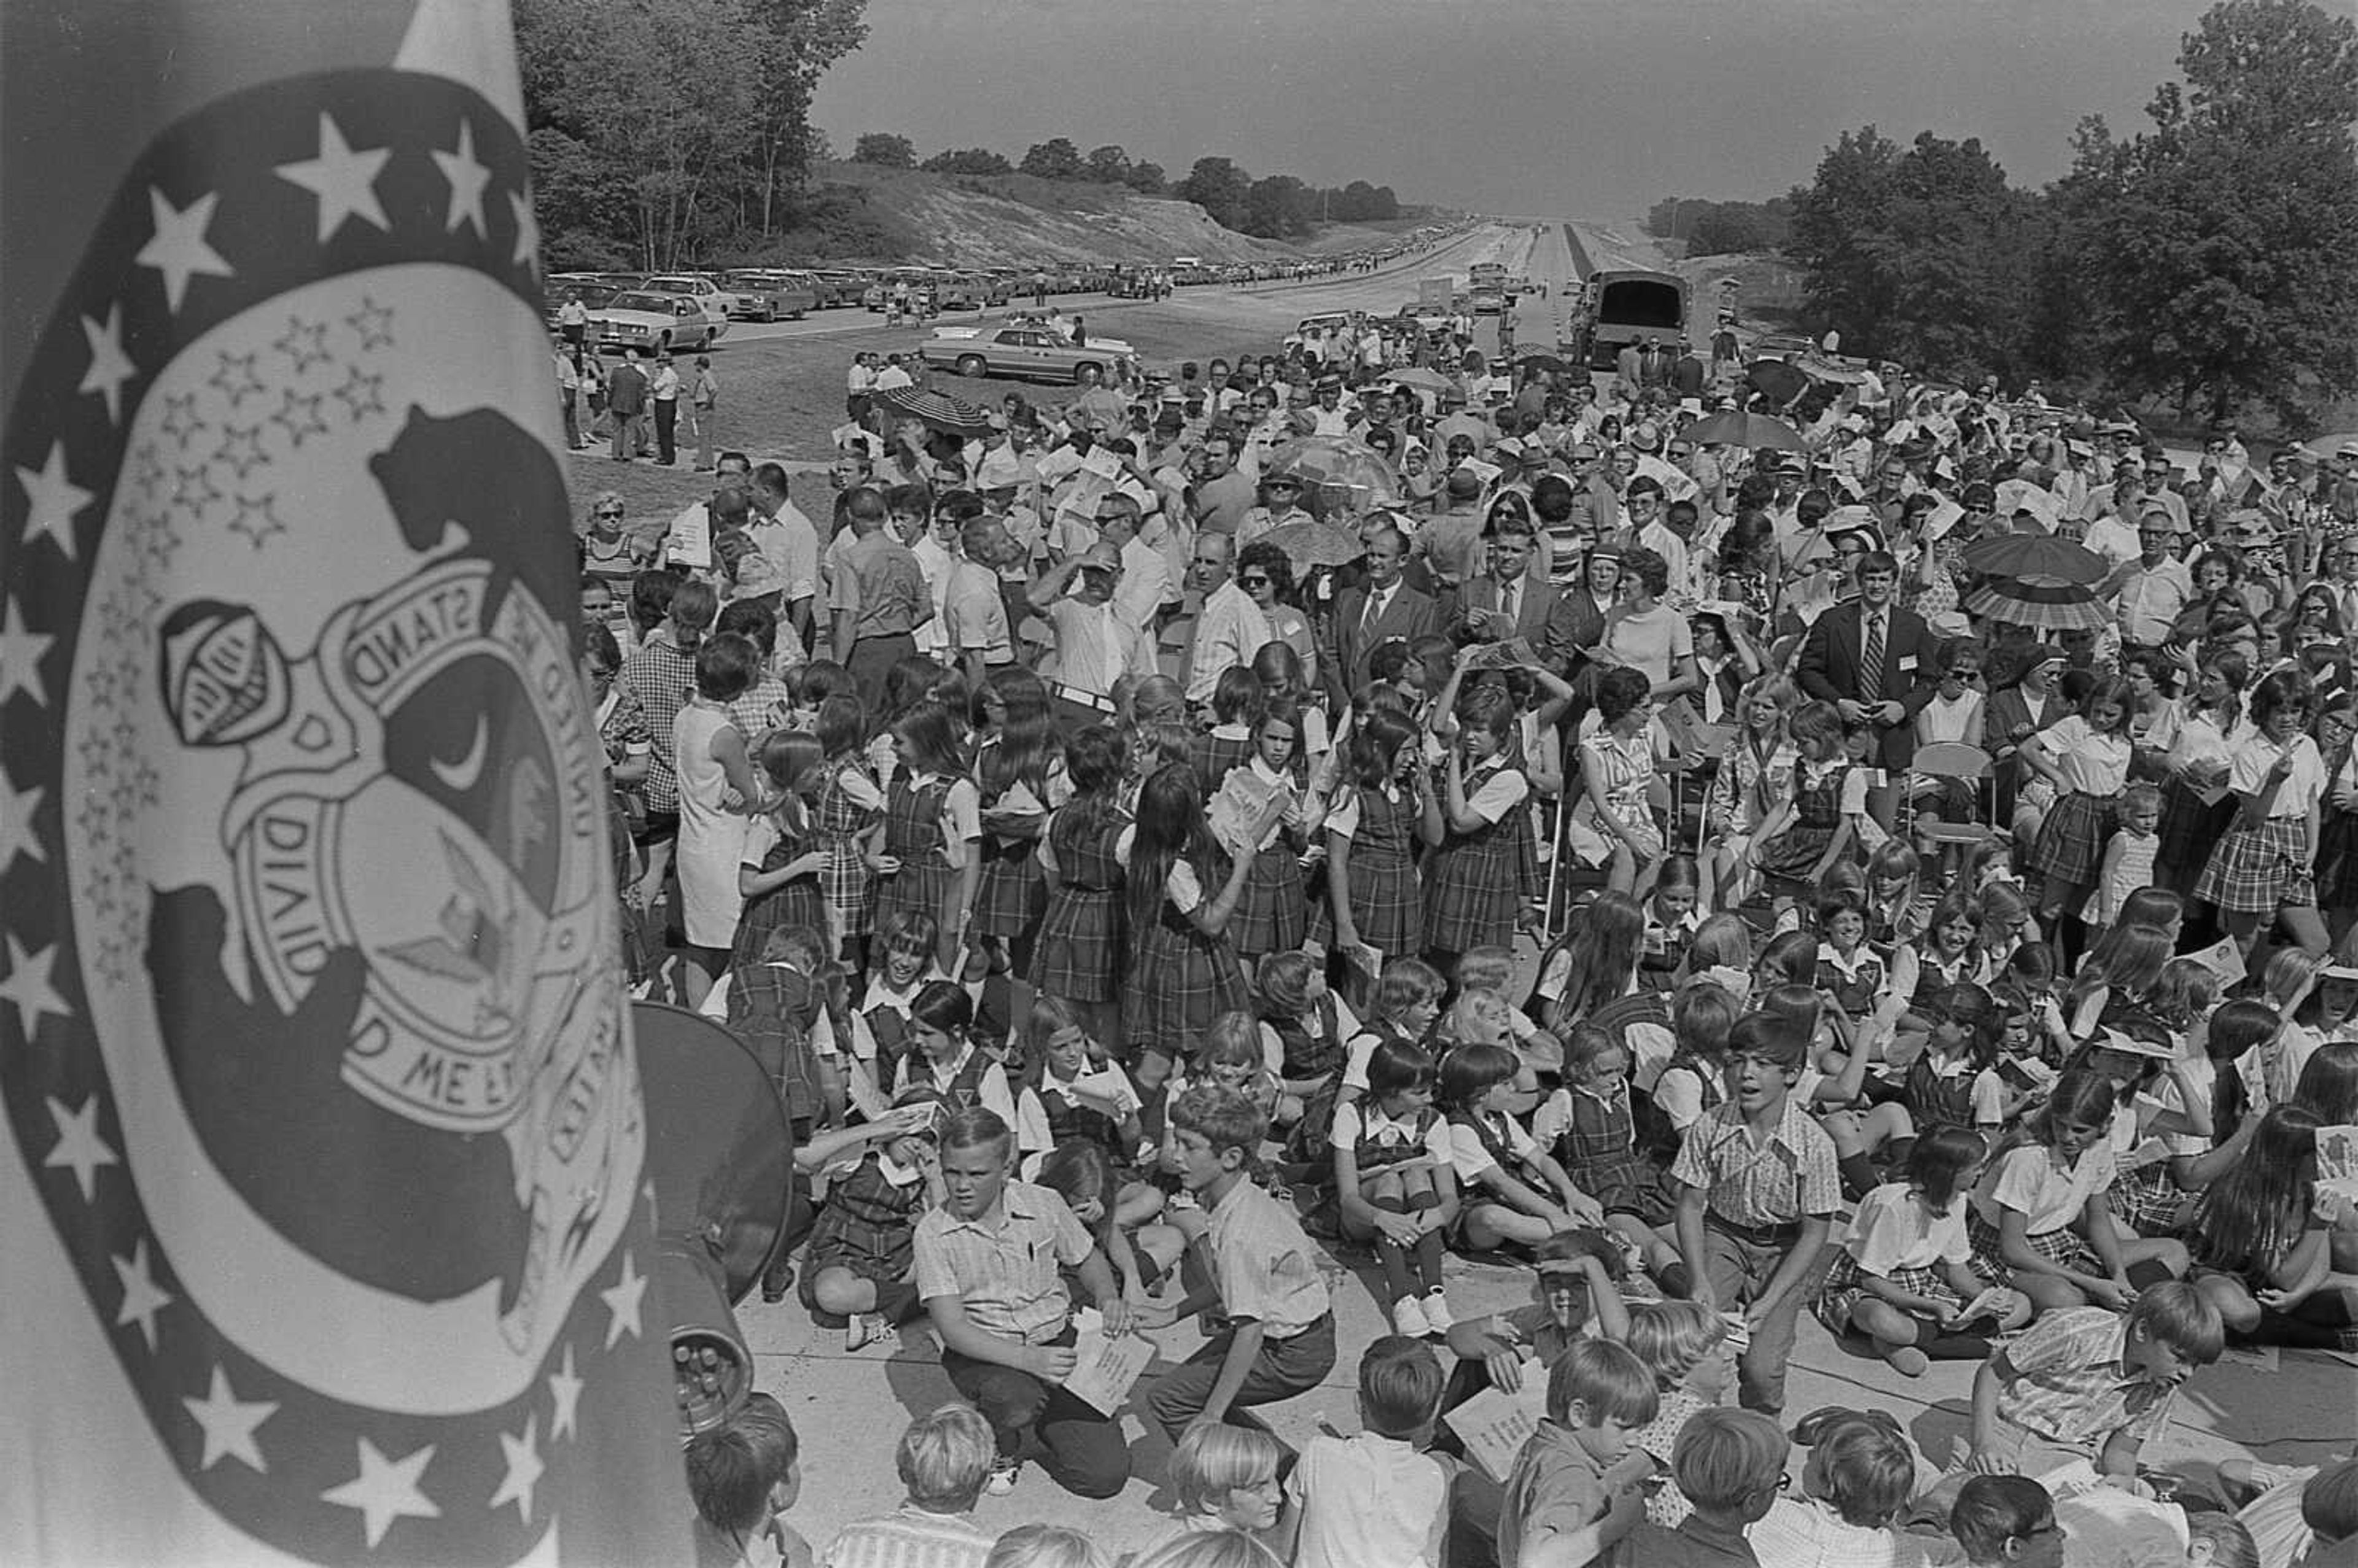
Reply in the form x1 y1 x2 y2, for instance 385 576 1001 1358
1284 1430 1452 1568
1465 761 1530 825
1971 1141 2117 1236
1651 1064 1714 1133
1331 1100 1453 1166
1447 1109 1541 1183
1258 996 1363 1081
2037 715 2134 796
1841 1181 1973 1276
1914 1052 2007 1125
2229 731 2327 818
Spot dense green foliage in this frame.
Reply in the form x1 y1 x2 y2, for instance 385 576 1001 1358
1765 0 2357 430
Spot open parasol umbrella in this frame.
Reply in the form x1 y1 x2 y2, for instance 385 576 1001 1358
1683 408 1807 452
1259 519 1367 572
1966 573 2109 632
1263 435 1401 521
1388 367 1452 394
1745 360 1809 406
871 383 993 439
1958 530 2103 585
1514 352 1570 376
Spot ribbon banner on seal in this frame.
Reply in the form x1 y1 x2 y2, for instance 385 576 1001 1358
0 0 689 1561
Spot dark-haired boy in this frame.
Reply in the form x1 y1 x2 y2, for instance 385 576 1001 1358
1670 1014 1842 1415
1616 1405 1791 1566
1138 1085 1336 1442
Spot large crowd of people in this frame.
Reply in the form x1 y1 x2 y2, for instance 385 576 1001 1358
572 302 2358 1568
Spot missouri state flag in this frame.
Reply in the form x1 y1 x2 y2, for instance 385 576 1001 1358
0 0 690 1561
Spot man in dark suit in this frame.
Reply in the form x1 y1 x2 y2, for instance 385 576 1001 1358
1324 517 1437 707
1797 548 1942 826
1447 509 1579 677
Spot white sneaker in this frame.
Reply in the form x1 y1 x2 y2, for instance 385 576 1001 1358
1391 1294 1431 1337
1422 1292 1455 1333
984 1458 1021 1496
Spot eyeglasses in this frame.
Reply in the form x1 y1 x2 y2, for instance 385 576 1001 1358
1239 575 1271 588
595 508 624 520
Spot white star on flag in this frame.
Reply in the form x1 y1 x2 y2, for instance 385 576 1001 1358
0 934 71 1039
547 1342 584 1442
134 187 235 314
0 765 45 876
79 306 139 425
182 1364 278 1473
44 1093 116 1203
489 1415 545 1523
0 597 53 709
275 114 393 244
321 1438 440 1549
112 1237 174 1353
600 1251 646 1349
507 188 541 271
15 441 92 561
432 119 492 238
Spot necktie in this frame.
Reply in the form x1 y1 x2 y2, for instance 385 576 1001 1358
1363 586 1387 640
1500 581 1519 629
1859 611 1885 704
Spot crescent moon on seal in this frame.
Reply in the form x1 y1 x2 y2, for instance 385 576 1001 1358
429 715 489 793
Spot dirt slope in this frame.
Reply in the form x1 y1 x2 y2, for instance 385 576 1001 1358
811 161 1286 265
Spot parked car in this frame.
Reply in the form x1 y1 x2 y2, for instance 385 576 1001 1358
809 269 867 308
718 269 818 321
639 274 737 324
919 322 1133 384
586 289 730 354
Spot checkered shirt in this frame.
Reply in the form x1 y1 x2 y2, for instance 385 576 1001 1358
1669 1098 1842 1229
912 1179 1092 1346
1993 1305 2179 1448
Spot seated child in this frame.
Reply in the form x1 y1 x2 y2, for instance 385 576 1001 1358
1333 1038 1459 1337
795 1090 946 1348
1964 1280 2224 1484
912 1111 1134 1499
1640 980 1741 1168
1442 1227 1633 1407
1038 1139 1184 1307
1137 1423 1285 1558
862 910 951 1083
1747 1407 1922 1568
1617 1299 1735 1529
1015 997 1148 1180
1278 1335 1457 1568
823 1402 998 1568
1948 1474 2063 1568
1339 958 1449 1101
727 924 830 1137
986 1526 1109 1568
1138 1087 1338 1443
1455 944 1563 1061
1815 1126 2033 1377
687 1392 811 1568
1498 1340 1657 1568
1441 1041 1603 1250
1637 858 1706 994
1256 951 1358 1157
1608 1406 1791 1568
890 982 1016 1126
1534 1025 1689 1287
1966 1068 2173 1314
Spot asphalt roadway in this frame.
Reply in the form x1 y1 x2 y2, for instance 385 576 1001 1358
719 223 2354 1552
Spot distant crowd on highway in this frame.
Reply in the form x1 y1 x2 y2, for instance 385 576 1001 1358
576 297 2358 1568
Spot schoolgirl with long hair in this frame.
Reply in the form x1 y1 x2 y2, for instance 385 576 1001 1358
1535 890 1646 1034
866 700 979 976
1325 707 1441 993
2187 1106 2355 1335
734 729 831 969
1029 724 1130 1049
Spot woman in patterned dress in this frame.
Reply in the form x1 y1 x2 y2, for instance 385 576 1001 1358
1030 725 1130 1051
807 694 882 968
867 701 980 976
1325 708 1438 992
967 669 1062 1044
1571 667 1662 895
1119 762 1287 1092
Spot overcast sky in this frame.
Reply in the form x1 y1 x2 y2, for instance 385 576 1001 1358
814 0 2215 219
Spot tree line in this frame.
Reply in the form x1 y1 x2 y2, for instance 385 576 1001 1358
1684 0 2356 432
849 134 1403 238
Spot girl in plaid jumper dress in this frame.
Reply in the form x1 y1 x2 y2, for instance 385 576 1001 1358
1222 701 1320 966
1423 683 1530 971
809 695 882 963
1257 951 1358 1162
1029 724 1130 1048
2020 677 2136 934
796 1093 945 1350
733 730 830 971
1753 699 1864 912
1324 707 1436 981
969 669 1062 993
1816 1128 2032 1376
2197 669 2331 962
1188 667 1263 799
1120 762 1287 1090
1541 1025 1683 1240
868 703 979 976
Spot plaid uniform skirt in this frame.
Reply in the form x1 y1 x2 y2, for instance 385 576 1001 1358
971 833 1048 945
2029 790 2113 888
1029 885 1124 1003
2195 817 2316 914
805 1183 917 1287
2313 809 2358 909
732 839 830 970
1347 794 1424 958
1228 841 1308 962
874 856 954 934
2106 1164 2188 1236
1425 824 1520 955
1124 910 1251 1065
1814 1254 1963 1336
2156 775 2233 872
1967 1209 2097 1285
